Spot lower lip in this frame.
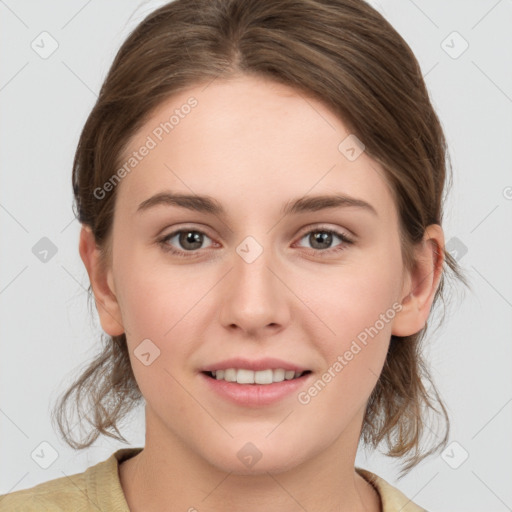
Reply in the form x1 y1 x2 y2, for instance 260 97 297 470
200 372 312 407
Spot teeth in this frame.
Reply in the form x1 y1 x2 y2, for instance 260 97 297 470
209 368 306 384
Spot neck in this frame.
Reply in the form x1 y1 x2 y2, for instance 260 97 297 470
119 407 381 512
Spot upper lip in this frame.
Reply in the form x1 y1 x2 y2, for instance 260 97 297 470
200 357 310 373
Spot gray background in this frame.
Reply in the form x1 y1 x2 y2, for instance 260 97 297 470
1 1 511 510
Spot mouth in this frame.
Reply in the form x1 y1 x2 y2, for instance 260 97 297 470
202 369 312 385
200 365 314 407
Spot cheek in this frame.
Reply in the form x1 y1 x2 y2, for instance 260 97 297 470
114 244 197 338
113 249 212 393
117 277 196 416
297 289 395 425
301 247 402 395
309 249 402 340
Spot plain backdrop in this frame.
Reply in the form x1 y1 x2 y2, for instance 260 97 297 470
1 1 511 510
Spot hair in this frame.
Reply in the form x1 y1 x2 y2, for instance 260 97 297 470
51 0 470 476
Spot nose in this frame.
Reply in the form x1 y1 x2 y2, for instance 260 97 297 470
218 239 291 337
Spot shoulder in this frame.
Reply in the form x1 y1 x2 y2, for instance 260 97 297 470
0 448 143 512
0 470 89 512
356 467 429 512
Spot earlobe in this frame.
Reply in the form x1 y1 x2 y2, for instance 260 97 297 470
79 225 125 336
391 224 444 337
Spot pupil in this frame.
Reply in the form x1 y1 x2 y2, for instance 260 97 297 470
181 231 202 250
311 231 331 249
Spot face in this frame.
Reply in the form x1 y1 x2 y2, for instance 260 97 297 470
91 74 417 474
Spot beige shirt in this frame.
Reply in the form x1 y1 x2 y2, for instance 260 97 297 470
0 448 427 511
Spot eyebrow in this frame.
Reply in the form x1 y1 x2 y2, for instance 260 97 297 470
136 191 378 217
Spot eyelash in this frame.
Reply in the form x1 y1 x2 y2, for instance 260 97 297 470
157 225 354 259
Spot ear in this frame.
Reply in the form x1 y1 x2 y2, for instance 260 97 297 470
391 224 444 337
79 224 125 336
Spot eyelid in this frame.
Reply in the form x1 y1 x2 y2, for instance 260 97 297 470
158 224 215 243
295 222 355 240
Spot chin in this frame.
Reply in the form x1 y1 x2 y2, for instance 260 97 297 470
202 438 312 476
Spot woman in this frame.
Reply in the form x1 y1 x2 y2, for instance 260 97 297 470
0 0 468 510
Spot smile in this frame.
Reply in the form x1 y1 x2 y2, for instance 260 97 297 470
204 368 311 384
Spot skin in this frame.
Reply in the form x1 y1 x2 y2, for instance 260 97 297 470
79 74 444 512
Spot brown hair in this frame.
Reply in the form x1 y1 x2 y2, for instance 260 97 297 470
51 0 470 476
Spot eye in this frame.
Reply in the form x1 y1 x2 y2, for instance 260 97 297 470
158 225 354 258
294 226 354 256
158 228 214 257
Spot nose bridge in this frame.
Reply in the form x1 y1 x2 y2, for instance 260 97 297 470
219 231 289 332
233 232 277 300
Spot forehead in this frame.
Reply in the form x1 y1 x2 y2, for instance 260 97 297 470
114 75 395 222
